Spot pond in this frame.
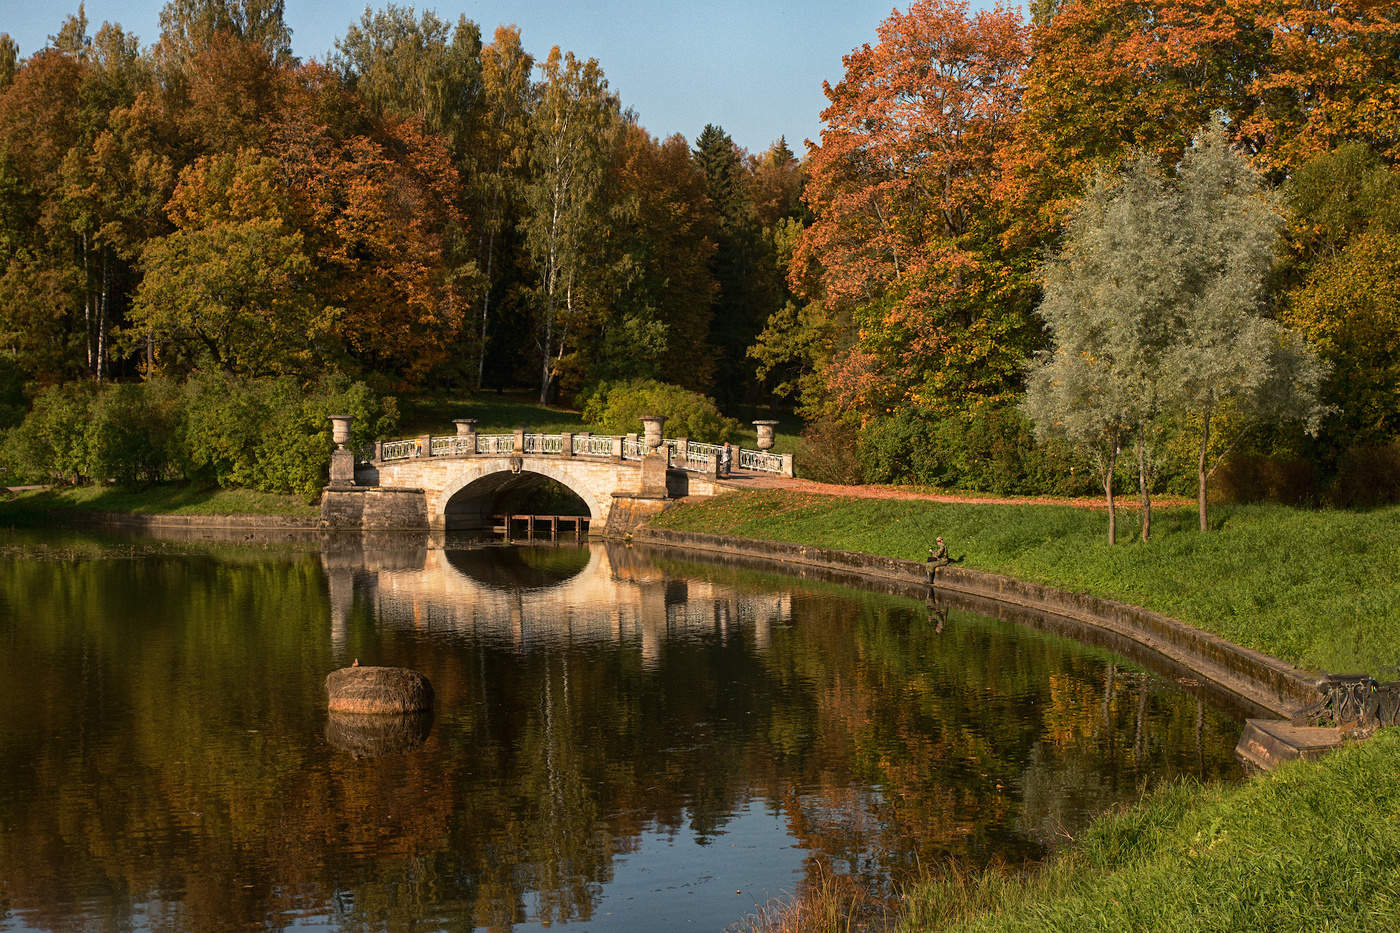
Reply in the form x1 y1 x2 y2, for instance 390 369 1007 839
0 529 1244 931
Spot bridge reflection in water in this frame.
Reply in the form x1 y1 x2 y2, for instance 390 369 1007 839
324 538 787 668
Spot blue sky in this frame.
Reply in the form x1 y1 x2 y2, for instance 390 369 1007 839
1 0 964 154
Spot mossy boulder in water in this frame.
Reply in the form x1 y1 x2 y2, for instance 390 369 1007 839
325 665 433 714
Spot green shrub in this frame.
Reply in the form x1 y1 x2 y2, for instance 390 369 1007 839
857 403 1096 495
4 374 397 500
3 382 100 484
580 379 737 442
88 380 182 486
181 373 398 500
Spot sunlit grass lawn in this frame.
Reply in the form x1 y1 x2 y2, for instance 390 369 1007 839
896 728 1400 932
650 490 1400 676
397 390 586 435
0 484 319 518
398 390 801 451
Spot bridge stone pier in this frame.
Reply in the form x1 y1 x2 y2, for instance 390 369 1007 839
320 418 794 537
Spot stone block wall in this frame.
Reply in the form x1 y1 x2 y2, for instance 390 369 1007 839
322 487 428 531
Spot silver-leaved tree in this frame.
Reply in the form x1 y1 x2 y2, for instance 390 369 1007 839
1024 118 1326 542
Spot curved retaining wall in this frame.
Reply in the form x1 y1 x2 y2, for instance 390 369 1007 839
634 527 1322 719
43 510 322 532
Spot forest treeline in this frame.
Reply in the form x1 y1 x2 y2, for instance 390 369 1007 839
767 0 1400 506
0 0 1397 504
0 1 803 409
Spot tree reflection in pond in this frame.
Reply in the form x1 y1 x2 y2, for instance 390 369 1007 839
0 531 1243 931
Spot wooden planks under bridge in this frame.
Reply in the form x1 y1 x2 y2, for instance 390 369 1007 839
492 514 591 541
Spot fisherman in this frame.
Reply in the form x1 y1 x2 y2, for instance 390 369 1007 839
926 536 955 583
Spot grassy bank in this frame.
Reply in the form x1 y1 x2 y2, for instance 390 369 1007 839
650 491 1400 676
0 485 319 520
894 728 1400 932
676 492 1400 933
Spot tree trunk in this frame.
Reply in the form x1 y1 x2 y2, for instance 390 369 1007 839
1198 409 1211 532
538 306 553 405
476 229 495 391
1137 429 1152 542
1102 446 1118 546
82 232 94 378
96 249 109 383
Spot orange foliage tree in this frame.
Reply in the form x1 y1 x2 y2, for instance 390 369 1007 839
272 66 469 386
795 0 1033 419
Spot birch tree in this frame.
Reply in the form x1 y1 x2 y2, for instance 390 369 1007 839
524 47 615 404
473 26 532 388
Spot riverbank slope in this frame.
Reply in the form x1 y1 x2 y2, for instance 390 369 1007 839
649 490 1400 678
648 491 1400 933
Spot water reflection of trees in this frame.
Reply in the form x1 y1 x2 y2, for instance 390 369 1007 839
0 539 1241 931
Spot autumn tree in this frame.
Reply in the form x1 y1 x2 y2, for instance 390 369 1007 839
0 43 89 379
272 68 470 386
1279 145 1400 454
795 0 1032 428
0 34 18 90
1000 0 1266 251
129 149 326 376
523 46 616 403
1243 0 1400 176
0 14 163 382
747 137 804 231
471 26 533 389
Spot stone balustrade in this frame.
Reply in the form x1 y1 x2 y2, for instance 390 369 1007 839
369 423 795 477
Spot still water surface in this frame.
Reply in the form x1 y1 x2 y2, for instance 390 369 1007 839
0 530 1243 931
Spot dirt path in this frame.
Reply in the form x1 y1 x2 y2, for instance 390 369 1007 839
717 470 1191 510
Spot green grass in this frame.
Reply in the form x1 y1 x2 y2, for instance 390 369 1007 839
649 491 1400 676
397 390 801 452
898 729 1400 932
0 484 319 519
397 390 587 436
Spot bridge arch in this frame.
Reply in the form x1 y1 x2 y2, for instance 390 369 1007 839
426 457 620 532
441 468 593 532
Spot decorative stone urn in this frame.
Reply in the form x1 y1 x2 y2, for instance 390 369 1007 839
753 420 779 451
452 418 477 436
328 415 355 487
329 415 353 449
640 415 667 450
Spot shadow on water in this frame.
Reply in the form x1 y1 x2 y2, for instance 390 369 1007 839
443 543 591 590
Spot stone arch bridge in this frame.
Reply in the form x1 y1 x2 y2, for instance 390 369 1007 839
321 421 794 536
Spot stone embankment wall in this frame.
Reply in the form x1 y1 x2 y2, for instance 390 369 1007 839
40 510 321 532
634 527 1322 719
321 487 428 531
